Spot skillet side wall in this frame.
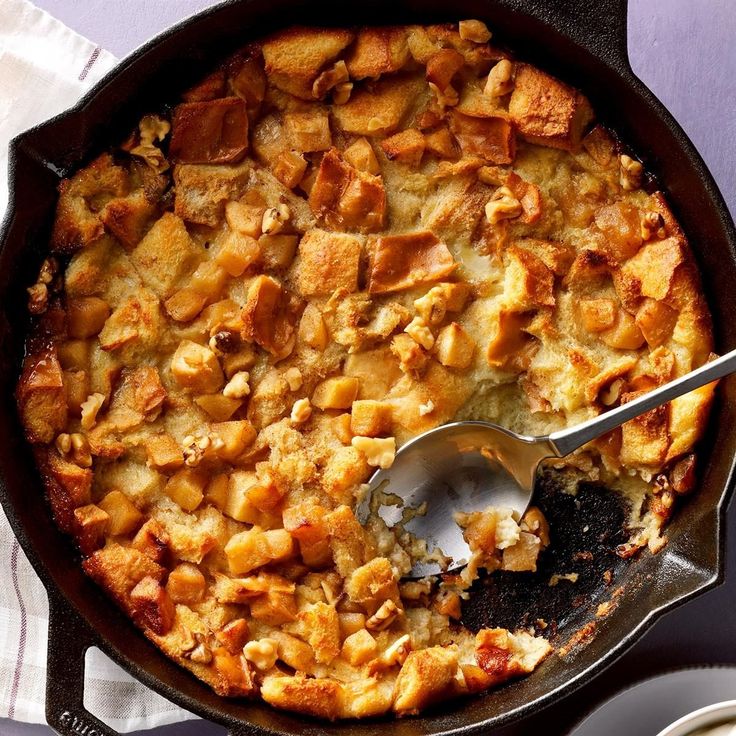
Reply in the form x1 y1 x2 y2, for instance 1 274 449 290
0 1 735 735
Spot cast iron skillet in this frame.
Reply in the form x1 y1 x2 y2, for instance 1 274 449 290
1 0 736 734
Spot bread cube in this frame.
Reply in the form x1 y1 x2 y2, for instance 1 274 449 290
98 290 162 357
72 503 110 554
262 27 354 99
174 161 251 227
170 340 224 393
215 230 260 277
145 434 184 472
424 127 459 160
345 26 410 79
67 297 110 338
130 213 203 298
502 246 555 311
215 618 250 655
83 543 165 603
130 575 176 635
17 348 68 444
312 376 360 410
294 229 362 296
260 675 340 720
345 557 400 613
450 112 516 164
273 150 308 189
368 231 456 294
170 97 249 164
579 298 617 333
241 275 298 357
343 138 380 174
165 468 207 512
98 490 143 536
434 323 476 369
224 527 295 575
210 420 256 461
194 394 242 422
620 390 670 467
342 629 377 666
509 64 594 150
332 76 424 137
379 129 425 167
259 234 299 270
393 647 459 715
322 445 370 504
297 601 341 664
212 646 256 697
350 400 392 437
308 149 386 233
285 110 332 153
130 519 170 563
166 562 206 604
620 237 684 302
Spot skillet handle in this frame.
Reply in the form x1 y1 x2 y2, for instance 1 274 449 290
531 0 630 69
45 598 122 736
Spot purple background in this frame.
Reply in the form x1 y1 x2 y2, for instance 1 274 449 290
4 1 736 734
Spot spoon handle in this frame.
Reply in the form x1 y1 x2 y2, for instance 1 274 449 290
547 347 736 458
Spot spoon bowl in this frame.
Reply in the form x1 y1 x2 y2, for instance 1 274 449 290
357 348 736 577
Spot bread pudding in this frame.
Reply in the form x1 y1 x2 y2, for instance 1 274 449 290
17 19 715 719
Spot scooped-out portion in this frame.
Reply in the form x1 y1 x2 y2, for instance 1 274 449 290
17 19 713 720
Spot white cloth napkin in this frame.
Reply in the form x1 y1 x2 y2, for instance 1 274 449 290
0 0 197 730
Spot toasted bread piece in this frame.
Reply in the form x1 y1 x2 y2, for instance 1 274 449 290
262 27 354 99
292 228 362 296
509 64 593 150
346 26 410 79
450 111 516 164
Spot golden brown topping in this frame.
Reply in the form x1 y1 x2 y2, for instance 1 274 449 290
293 229 362 296
450 112 516 164
308 148 386 233
170 97 248 164
368 231 455 294
345 26 410 79
130 576 175 635
379 129 426 167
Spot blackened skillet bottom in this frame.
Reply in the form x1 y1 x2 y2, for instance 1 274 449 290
462 471 632 639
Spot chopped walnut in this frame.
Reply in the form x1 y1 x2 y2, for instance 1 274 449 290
209 330 239 355
428 81 459 109
600 378 625 407
130 114 171 173
485 186 523 224
80 393 105 430
55 432 72 455
70 433 92 468
243 638 279 670
368 633 412 674
27 283 48 315
290 397 312 424
641 210 666 241
485 59 514 97
366 599 403 631
283 367 303 391
188 641 213 664
459 19 492 43
351 436 396 469
404 317 435 350
619 154 643 191
262 203 291 235
418 400 435 417
223 371 251 399
312 60 349 99
332 81 353 105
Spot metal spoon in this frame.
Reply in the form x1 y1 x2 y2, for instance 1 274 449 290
357 348 736 577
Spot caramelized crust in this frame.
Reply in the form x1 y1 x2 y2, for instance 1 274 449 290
17 18 714 722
